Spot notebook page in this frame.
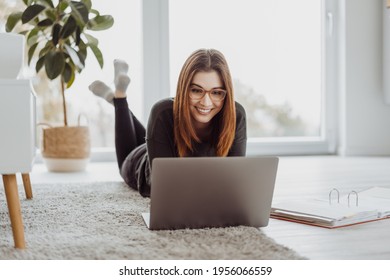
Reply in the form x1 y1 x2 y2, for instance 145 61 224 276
272 200 378 221
356 187 390 217
359 186 390 199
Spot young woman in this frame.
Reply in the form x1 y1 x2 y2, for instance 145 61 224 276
89 49 247 197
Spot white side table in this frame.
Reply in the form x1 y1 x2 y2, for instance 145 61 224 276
0 79 36 249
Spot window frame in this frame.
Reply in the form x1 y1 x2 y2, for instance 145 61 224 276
143 0 340 156
34 0 340 162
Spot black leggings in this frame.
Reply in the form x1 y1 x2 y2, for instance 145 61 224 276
114 98 146 170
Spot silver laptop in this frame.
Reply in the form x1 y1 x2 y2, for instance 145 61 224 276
142 156 279 230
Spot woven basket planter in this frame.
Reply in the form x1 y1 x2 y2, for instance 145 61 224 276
41 126 90 172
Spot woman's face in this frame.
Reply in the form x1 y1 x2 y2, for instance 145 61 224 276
189 70 225 130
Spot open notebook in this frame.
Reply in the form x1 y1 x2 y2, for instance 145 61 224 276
271 186 390 228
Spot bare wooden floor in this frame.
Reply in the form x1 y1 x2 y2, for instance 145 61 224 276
262 156 390 259
4 156 390 259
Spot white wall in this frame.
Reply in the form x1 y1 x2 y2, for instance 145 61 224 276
339 0 390 155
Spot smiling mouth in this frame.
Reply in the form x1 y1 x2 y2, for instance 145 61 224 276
196 107 212 114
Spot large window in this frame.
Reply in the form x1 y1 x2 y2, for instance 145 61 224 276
170 0 322 139
65 0 142 148
1 0 338 157
0 0 142 150
165 0 337 155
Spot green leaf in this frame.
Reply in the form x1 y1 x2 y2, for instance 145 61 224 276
37 18 53 27
52 23 61 46
70 1 89 25
37 0 54 8
87 15 114 31
62 62 73 83
66 72 76 88
84 33 98 45
6 12 23 32
44 50 65 79
66 69 76 88
77 51 86 67
44 9 56 21
27 28 39 47
23 0 34 5
62 60 77 88
22 4 46 24
88 43 103 68
39 41 54 57
66 70 76 88
89 9 99 16
28 42 39 66
58 1 69 12
64 44 84 70
36 55 45 72
75 26 81 45
81 0 92 11
60 15 77 39
78 39 87 61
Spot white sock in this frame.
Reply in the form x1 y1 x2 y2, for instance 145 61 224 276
88 80 114 104
114 59 129 80
114 74 131 98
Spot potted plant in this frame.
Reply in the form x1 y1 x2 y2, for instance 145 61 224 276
6 0 113 171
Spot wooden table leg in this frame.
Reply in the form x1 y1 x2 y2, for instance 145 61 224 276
21 173 33 199
2 174 26 249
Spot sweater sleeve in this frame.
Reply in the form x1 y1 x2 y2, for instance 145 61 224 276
146 98 177 167
228 101 247 156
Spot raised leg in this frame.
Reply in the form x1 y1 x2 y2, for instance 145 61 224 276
2 174 26 249
21 173 33 199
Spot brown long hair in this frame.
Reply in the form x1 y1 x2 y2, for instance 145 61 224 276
173 49 236 157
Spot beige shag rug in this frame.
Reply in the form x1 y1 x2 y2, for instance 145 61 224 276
0 181 303 260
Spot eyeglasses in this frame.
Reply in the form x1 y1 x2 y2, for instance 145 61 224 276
188 85 227 102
